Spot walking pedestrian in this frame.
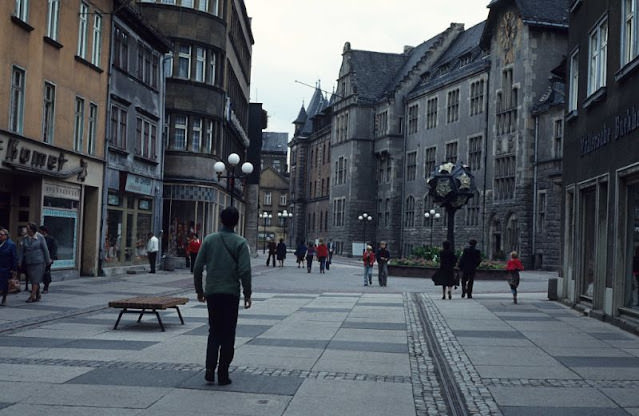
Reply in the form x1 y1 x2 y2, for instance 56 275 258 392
327 239 335 270
294 240 307 268
0 228 18 306
266 239 277 267
276 238 287 267
363 245 375 286
506 251 524 304
194 206 252 386
187 233 201 273
305 242 316 273
19 223 51 303
39 225 58 294
146 232 159 273
432 240 457 299
376 241 390 287
316 239 328 274
457 239 481 299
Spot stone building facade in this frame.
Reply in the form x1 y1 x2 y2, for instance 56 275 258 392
138 0 254 258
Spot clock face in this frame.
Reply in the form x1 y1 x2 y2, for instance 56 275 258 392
499 11 518 63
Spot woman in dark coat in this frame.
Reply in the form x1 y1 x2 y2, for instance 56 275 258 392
295 241 307 268
433 240 457 300
276 239 287 267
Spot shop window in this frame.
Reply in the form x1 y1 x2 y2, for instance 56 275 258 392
628 183 639 308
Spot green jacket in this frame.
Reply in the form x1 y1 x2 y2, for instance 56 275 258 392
193 227 252 299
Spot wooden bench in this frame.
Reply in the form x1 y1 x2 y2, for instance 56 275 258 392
108 296 189 332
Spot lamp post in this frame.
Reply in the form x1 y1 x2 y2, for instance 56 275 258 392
259 211 272 253
358 212 373 251
278 209 293 246
213 153 254 207
427 161 477 251
424 209 441 248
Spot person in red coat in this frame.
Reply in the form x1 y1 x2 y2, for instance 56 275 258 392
187 233 201 273
506 251 524 304
316 240 329 274
362 245 375 286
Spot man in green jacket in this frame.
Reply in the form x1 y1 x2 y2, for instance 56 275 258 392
194 206 252 385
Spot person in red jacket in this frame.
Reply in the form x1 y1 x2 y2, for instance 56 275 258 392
316 240 329 274
187 233 201 273
506 251 524 304
362 245 375 286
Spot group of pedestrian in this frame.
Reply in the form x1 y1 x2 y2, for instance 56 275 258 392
292 239 334 273
0 223 58 306
265 238 287 268
359 241 391 287
433 239 523 303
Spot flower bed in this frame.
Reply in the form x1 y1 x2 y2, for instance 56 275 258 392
388 264 511 280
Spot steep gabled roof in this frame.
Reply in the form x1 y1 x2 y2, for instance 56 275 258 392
293 105 307 125
384 35 443 94
301 86 329 135
348 50 408 102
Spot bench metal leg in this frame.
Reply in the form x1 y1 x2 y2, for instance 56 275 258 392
113 308 127 330
137 309 146 323
153 309 165 331
172 306 185 325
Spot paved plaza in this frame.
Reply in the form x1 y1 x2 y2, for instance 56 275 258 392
0 256 638 415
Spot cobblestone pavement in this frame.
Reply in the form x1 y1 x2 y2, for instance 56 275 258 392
0 257 637 415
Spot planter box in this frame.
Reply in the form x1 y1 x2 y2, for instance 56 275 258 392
388 265 511 280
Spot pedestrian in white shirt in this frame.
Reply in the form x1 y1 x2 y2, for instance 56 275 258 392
146 233 159 273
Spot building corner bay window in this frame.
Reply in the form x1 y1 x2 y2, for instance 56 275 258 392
105 194 153 266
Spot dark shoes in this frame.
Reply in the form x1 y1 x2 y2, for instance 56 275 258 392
217 366 232 386
205 368 215 383
448 291 452 300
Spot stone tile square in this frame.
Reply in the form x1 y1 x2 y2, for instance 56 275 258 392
62 339 156 351
0 404 141 416
300 307 351 313
66 368 198 387
474 365 581 379
589 332 637 341
27 384 170 409
571 367 639 380
327 340 407 353
180 370 303 395
601 388 639 407
313 350 410 377
499 315 557 321
453 330 525 339
341 321 406 330
464 346 559 367
333 328 406 343
283 378 415 416
0 336 70 348
457 337 535 347
248 337 328 349
234 344 324 370
489 386 617 408
501 406 628 416
444 318 513 331
0 364 93 383
556 356 639 367
356 302 403 307
240 314 288 320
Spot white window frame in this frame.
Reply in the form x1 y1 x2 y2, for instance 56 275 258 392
173 115 187 150
210 0 219 16
42 82 56 143
264 192 272 206
623 0 638 66
111 104 127 150
587 17 608 96
87 103 97 155
77 2 89 59
15 0 28 21
9 66 25 134
91 12 102 66
181 0 194 7
207 51 217 85
74 97 85 152
46 0 60 40
568 49 579 111
178 45 191 79
195 47 206 82
280 194 287 205
191 117 202 152
197 0 209 12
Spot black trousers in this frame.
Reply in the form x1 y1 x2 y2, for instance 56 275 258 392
189 252 198 273
205 294 239 372
148 252 157 273
461 271 476 296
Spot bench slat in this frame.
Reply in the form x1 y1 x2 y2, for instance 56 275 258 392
109 296 188 310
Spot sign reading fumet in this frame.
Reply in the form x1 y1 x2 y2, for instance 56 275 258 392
2 137 87 181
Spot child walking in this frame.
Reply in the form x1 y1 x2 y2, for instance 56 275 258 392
506 251 524 304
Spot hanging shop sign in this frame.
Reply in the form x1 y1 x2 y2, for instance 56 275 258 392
125 173 153 195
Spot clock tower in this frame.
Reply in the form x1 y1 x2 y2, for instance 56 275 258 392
498 11 518 64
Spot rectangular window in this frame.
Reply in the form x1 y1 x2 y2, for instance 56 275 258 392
569 50 579 112
10 66 25 134
385 198 390 226
408 104 418 134
280 194 287 205
110 105 127 150
588 17 608 95
424 146 436 178
465 193 480 226
136 116 157 159
77 2 89 58
264 192 272 205
46 0 60 40
137 43 157 87
210 0 219 15
73 97 85 152
333 198 345 227
553 119 563 158
494 155 516 200
426 97 438 129
207 51 217 85
87 103 97 154
470 80 484 116
197 0 209 11
374 110 388 137
91 13 102 66
178 45 191 79
468 136 482 171
445 141 458 164
113 26 129 71
191 117 202 152
407 151 417 181
623 0 638 65
195 47 206 82
404 196 415 227
15 0 28 21
447 89 460 123
537 191 547 233
173 115 187 150
181 0 194 6
42 82 56 143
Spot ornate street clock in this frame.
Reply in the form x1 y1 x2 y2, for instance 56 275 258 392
499 11 518 64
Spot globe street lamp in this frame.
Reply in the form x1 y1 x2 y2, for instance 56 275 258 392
427 161 477 251
278 210 293 246
214 153 254 207
259 211 272 253
358 212 373 252
424 209 441 248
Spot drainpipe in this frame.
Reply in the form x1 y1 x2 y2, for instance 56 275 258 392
532 115 539 269
400 98 407 258
482 74 490 256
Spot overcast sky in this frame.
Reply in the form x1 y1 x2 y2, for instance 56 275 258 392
244 0 491 138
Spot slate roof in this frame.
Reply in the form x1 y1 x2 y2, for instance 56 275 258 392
293 106 307 125
300 86 329 136
348 50 407 103
488 0 569 27
384 35 443 94
262 132 289 153
531 78 565 115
